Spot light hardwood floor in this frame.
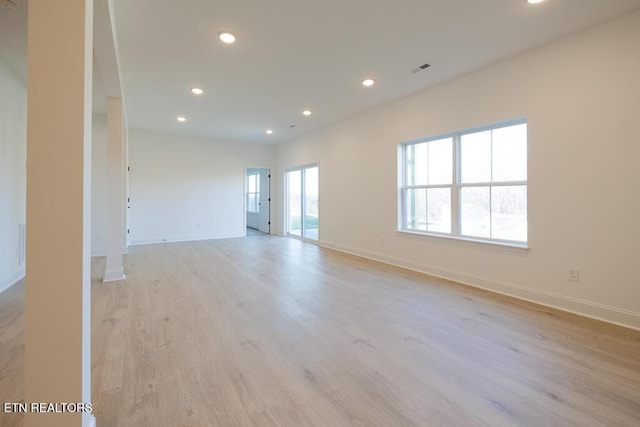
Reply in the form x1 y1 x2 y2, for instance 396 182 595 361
1 236 640 426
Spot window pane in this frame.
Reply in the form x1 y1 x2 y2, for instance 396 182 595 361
427 187 451 233
247 193 256 212
407 143 428 186
491 185 527 242
288 170 302 236
461 130 491 183
248 174 257 192
428 138 453 185
461 186 490 238
304 167 319 240
406 145 415 185
406 188 427 231
492 123 527 182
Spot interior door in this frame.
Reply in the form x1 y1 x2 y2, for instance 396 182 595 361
258 169 270 233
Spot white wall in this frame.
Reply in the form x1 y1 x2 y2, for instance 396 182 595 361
129 129 275 244
0 73 115 285
91 112 129 257
91 113 108 256
275 11 640 329
0 60 27 293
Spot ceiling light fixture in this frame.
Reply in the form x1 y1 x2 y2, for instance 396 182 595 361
527 0 544 4
362 78 375 87
177 116 187 122
218 32 236 44
302 110 312 116
266 129 273 135
191 87 204 95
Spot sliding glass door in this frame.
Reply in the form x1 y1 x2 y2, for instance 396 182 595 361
287 170 302 236
303 167 318 239
287 165 318 240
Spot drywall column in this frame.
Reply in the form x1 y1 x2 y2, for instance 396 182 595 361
25 1 95 427
103 96 126 282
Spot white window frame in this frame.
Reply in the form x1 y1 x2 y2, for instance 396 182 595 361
399 119 528 248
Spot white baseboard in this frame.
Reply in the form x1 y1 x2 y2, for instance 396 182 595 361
0 268 25 295
130 233 245 246
317 240 640 331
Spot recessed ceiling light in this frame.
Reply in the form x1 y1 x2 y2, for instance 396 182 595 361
266 129 273 135
302 110 312 116
177 116 187 122
362 78 375 87
527 0 544 4
218 32 236 44
191 87 204 95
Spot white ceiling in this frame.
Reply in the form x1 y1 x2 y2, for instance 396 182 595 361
2 0 640 144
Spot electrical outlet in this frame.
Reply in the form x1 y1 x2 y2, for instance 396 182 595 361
568 268 579 283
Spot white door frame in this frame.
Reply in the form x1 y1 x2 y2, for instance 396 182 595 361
245 167 271 234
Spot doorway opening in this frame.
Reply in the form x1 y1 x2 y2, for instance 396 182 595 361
246 168 271 235
286 164 318 240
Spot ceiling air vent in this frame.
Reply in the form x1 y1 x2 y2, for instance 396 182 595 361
411 63 431 74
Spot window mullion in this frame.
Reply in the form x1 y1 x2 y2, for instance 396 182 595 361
489 130 494 239
406 184 449 190
301 169 306 236
489 186 493 240
401 188 407 230
452 133 460 236
459 181 527 188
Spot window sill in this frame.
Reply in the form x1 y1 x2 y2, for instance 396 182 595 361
397 229 529 252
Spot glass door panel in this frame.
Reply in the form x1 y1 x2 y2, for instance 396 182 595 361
286 165 318 240
287 170 302 236
303 167 319 240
